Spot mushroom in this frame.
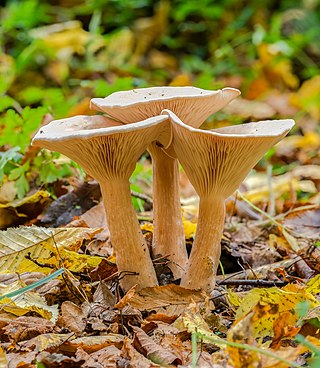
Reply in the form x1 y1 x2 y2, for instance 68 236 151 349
32 114 171 291
164 110 294 292
90 86 240 279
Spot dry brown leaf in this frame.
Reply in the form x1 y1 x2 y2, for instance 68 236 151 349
59 301 86 335
121 337 160 368
5 351 37 368
37 351 84 367
133 326 181 366
282 208 320 239
86 345 121 368
93 282 116 309
19 333 72 353
115 284 137 309
3 316 58 344
60 335 124 355
127 284 208 311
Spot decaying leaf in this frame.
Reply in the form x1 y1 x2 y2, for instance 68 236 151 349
234 284 319 338
59 301 86 335
133 326 182 366
0 191 50 229
0 226 101 274
0 291 59 322
125 284 208 311
283 208 320 239
2 316 58 344
227 311 259 368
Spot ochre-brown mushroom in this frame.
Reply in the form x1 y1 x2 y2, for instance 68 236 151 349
32 114 171 291
90 86 240 279
164 110 294 292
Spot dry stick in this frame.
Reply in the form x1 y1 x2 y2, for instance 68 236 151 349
217 279 288 287
130 190 153 206
216 259 296 282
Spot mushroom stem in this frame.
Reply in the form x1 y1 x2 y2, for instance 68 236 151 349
100 179 158 291
148 143 188 279
180 196 225 292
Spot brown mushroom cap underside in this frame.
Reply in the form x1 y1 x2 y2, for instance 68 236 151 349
90 86 240 128
167 111 294 198
32 114 170 181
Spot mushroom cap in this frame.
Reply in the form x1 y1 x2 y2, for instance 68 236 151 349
32 114 170 181
164 110 295 198
90 86 240 128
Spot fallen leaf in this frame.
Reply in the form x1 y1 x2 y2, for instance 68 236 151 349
270 311 300 349
2 316 58 344
0 191 50 229
19 333 72 353
59 301 86 335
60 335 124 355
37 351 84 367
133 326 181 366
0 291 59 322
234 284 319 339
124 284 208 312
227 311 259 368
0 226 101 274
282 208 320 239
121 337 160 368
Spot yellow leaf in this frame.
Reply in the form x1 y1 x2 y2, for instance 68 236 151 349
43 248 102 273
141 223 154 232
235 285 319 339
0 291 58 322
227 311 259 368
306 274 320 295
290 75 320 119
0 226 101 274
183 220 197 239
169 74 192 86
0 345 7 367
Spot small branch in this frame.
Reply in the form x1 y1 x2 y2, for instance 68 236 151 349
131 190 153 205
217 279 288 287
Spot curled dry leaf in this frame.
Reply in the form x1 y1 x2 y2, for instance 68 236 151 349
121 337 160 368
133 326 181 366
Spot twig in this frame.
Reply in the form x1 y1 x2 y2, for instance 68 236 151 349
217 279 288 287
131 190 153 205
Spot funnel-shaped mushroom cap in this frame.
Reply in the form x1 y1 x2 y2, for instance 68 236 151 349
165 110 294 198
32 114 170 181
90 86 240 128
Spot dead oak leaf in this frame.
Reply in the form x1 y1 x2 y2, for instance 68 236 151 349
3 316 58 344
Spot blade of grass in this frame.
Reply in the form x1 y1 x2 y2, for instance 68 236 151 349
196 332 303 368
0 268 64 301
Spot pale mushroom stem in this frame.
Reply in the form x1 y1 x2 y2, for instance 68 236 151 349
100 179 158 291
180 196 225 292
148 143 188 279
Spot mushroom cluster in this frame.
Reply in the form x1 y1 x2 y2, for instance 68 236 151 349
32 86 294 293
